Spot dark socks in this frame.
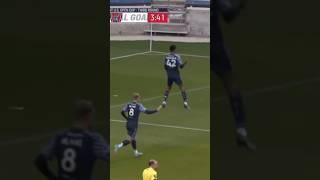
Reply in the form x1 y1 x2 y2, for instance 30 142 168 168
229 92 246 129
131 140 137 150
122 139 130 146
182 90 188 102
163 90 169 101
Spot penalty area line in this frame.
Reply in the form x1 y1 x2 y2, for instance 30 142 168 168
111 119 210 133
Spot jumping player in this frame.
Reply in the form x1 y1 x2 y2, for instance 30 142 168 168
161 45 190 110
212 0 256 150
114 93 162 157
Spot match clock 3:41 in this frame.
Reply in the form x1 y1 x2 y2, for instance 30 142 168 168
148 12 169 23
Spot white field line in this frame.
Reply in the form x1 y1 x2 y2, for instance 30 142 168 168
110 51 209 62
110 86 210 109
110 51 150 61
111 119 210 133
4 77 320 146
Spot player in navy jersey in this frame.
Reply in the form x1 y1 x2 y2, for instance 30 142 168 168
212 0 256 150
114 93 162 157
161 45 190 110
34 100 109 180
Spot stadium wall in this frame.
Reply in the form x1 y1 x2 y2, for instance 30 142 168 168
110 7 209 37
186 7 209 36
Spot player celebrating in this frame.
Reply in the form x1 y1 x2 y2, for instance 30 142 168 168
114 93 162 157
212 0 256 150
142 159 159 180
161 44 190 109
34 100 109 180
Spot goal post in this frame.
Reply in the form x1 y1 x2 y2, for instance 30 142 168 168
149 22 153 52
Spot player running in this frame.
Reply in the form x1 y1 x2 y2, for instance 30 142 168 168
142 159 159 180
212 0 256 150
161 44 190 110
114 93 162 157
34 100 109 180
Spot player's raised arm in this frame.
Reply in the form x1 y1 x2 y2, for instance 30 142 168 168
34 135 58 180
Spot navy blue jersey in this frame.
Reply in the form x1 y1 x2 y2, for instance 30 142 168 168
164 53 183 77
40 128 109 180
122 102 146 128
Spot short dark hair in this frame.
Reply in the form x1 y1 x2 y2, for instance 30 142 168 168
75 100 94 120
169 45 176 52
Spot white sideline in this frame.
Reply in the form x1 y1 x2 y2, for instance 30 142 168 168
111 119 210 133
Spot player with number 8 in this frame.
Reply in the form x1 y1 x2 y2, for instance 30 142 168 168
34 100 109 180
114 93 162 157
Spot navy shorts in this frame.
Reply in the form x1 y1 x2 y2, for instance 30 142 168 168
126 126 138 138
212 44 232 75
167 76 183 87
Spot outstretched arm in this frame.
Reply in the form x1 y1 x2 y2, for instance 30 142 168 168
144 105 162 114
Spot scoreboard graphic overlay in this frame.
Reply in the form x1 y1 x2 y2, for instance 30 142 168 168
110 8 169 23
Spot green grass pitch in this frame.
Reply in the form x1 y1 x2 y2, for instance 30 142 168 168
110 41 210 180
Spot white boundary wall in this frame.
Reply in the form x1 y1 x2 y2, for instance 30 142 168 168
186 7 210 37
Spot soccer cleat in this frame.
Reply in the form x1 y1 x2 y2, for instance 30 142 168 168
236 133 256 151
134 151 143 157
183 102 190 110
161 101 167 108
114 144 120 153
